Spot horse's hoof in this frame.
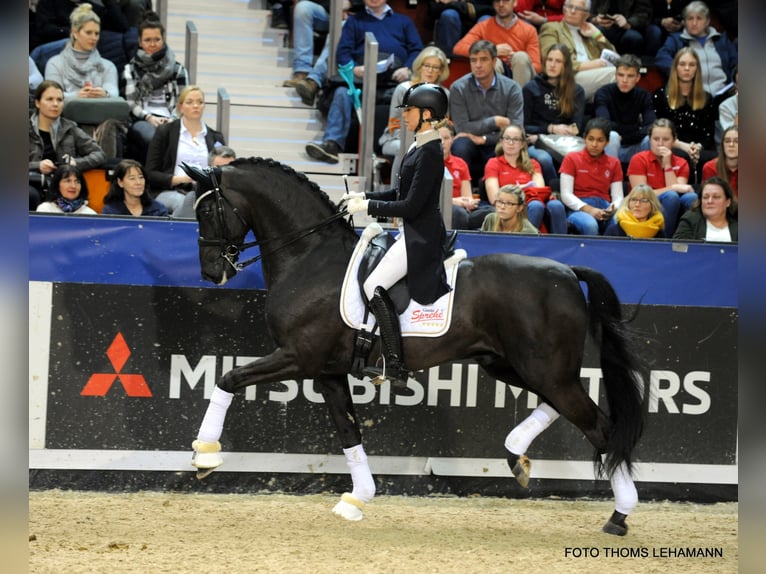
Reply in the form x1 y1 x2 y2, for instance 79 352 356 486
196 468 217 480
191 440 223 475
332 493 365 521
602 511 629 536
508 454 531 488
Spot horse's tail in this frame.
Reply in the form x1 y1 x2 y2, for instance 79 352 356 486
572 266 646 479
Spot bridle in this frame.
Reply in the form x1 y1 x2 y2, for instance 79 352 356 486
193 169 350 272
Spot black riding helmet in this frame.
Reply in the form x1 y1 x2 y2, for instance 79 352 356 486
397 83 448 131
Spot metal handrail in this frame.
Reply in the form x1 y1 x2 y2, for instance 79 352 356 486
217 87 231 143
185 21 199 85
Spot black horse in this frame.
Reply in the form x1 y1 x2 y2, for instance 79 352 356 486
183 158 646 534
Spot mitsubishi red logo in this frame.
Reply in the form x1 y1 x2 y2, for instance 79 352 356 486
81 332 152 397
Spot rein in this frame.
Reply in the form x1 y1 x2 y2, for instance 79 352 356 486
195 172 350 271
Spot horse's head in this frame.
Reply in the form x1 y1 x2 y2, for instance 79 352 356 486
184 157 358 287
182 163 249 285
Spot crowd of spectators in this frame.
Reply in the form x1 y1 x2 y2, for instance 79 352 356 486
283 0 736 239
28 2 223 218
30 0 738 242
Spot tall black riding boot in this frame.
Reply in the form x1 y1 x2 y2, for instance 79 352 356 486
363 286 410 388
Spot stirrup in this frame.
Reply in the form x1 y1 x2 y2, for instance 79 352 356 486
363 357 410 388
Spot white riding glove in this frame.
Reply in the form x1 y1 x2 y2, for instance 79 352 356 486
341 191 366 201
347 197 369 215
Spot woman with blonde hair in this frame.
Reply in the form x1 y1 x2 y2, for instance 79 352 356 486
378 46 450 182
652 47 717 183
605 184 665 238
145 85 226 214
44 3 119 101
481 185 538 234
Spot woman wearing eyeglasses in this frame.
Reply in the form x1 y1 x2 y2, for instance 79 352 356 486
604 184 664 238
481 184 538 233
702 125 738 198
483 124 567 234
378 46 450 184
124 12 189 164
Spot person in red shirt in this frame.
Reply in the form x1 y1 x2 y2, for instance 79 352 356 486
484 123 566 233
559 117 624 235
702 125 738 198
439 122 491 229
627 118 696 237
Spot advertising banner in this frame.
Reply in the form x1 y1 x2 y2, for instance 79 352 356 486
42 283 737 467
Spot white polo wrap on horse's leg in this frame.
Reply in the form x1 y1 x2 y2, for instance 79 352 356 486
344 444 375 503
192 386 233 471
504 403 560 455
610 461 638 515
196 386 233 443
332 444 374 521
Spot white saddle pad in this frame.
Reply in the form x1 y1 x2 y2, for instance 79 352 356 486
339 223 466 338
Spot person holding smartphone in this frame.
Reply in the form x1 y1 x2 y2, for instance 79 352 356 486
590 0 653 56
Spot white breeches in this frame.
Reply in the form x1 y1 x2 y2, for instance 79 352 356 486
363 229 407 301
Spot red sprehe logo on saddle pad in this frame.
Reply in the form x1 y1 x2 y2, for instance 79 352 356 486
80 332 153 397
410 307 444 324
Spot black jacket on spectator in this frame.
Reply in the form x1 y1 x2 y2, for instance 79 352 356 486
145 119 226 195
594 83 656 146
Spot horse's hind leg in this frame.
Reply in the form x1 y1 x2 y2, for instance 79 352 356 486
316 377 375 521
537 380 638 535
505 403 560 487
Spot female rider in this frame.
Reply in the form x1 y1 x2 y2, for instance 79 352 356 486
344 83 450 386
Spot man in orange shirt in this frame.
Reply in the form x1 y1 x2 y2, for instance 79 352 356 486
453 0 541 86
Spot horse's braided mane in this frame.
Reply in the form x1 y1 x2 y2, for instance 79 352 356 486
228 157 353 231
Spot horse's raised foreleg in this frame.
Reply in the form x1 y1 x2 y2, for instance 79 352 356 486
217 347 306 393
191 348 307 478
315 377 375 521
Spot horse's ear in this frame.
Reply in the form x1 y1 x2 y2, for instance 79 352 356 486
181 163 222 191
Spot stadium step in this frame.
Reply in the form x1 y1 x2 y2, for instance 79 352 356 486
164 0 367 195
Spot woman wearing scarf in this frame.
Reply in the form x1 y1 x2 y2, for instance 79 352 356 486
29 80 106 210
35 165 97 215
605 184 665 238
123 12 189 164
44 3 119 102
